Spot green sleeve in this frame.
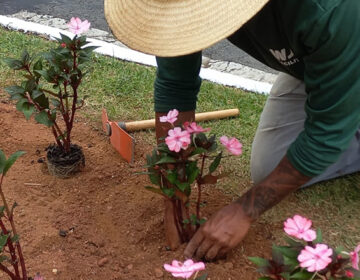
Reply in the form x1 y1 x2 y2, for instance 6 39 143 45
287 0 360 176
154 52 202 113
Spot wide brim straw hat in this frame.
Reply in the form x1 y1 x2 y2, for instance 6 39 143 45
104 0 269 57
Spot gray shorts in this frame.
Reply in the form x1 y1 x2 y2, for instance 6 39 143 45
250 73 360 187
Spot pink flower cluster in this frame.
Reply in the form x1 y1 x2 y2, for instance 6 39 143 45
164 259 205 279
68 17 90 35
161 109 242 155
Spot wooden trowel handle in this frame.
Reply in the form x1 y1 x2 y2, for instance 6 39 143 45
118 109 239 132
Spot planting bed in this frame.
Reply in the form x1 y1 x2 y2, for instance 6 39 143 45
0 99 275 280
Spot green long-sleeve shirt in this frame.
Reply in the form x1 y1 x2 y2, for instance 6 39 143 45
154 0 360 177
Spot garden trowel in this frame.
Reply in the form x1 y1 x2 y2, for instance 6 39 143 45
102 108 240 163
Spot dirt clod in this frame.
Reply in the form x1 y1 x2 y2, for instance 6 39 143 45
98 257 109 267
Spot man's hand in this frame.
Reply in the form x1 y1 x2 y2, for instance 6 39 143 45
184 156 311 260
184 202 251 260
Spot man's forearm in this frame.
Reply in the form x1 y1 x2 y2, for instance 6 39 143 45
237 156 311 221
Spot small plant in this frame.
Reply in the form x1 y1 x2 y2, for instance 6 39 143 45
4 17 96 177
164 259 207 279
144 109 242 248
249 215 360 280
0 150 26 279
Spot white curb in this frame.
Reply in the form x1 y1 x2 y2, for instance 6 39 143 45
0 15 272 94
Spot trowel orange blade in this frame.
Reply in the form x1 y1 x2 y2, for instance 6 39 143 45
110 122 135 164
102 109 109 134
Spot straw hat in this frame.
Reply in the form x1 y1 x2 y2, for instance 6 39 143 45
104 0 269 57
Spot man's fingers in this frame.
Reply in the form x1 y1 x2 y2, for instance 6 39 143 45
184 230 204 259
195 239 213 260
205 244 223 261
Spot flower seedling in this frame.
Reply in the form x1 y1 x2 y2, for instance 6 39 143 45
249 214 360 279
4 17 96 155
143 109 242 246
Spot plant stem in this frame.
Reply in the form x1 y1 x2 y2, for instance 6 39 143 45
195 154 206 229
0 176 27 280
0 262 17 280
0 219 20 278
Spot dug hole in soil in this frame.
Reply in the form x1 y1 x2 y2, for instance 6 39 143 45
0 100 275 280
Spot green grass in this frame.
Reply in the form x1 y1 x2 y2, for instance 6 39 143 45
1 27 359 250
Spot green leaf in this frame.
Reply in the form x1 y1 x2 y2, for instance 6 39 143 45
3 58 23 70
283 236 303 248
186 162 200 184
0 150 6 175
248 257 270 267
50 98 61 108
59 33 72 45
155 156 176 165
21 50 30 65
3 151 26 176
209 152 222 173
195 273 208 280
11 234 19 243
162 188 175 198
313 228 322 244
34 70 52 82
0 206 5 217
272 245 284 265
16 99 35 120
5 86 25 100
33 93 49 109
290 270 314 279
0 255 10 263
166 171 177 184
149 172 160 186
144 186 163 196
35 111 54 127
190 147 207 156
81 46 99 53
0 234 9 250
273 245 300 259
176 182 190 192
31 89 44 99
33 59 43 72
25 78 37 92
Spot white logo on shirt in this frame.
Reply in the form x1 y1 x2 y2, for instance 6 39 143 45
269 48 299 66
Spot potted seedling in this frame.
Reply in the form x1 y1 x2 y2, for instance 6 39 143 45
4 18 97 178
143 109 243 249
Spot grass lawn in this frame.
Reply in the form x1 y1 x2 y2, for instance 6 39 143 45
1 27 359 250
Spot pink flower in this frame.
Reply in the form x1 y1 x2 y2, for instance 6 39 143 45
346 270 355 278
183 122 210 134
283 215 317 241
159 109 179 124
165 127 191 152
350 244 360 270
34 273 44 280
68 17 90 35
298 244 333 272
164 259 205 279
219 136 242 155
60 42 66 48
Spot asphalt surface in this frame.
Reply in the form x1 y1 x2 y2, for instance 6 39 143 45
0 0 275 73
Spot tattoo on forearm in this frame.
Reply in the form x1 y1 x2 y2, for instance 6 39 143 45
238 186 278 220
237 156 311 221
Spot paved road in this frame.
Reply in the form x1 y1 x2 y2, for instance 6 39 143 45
0 0 275 73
